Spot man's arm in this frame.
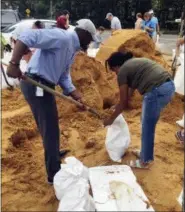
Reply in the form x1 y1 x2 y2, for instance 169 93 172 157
7 29 63 78
59 70 83 101
145 25 154 32
58 70 76 96
157 23 160 34
17 29 62 50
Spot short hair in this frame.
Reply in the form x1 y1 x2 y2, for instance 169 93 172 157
105 51 133 71
144 12 150 18
62 10 70 16
33 20 45 29
136 13 142 18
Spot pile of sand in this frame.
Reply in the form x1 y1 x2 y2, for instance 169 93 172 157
1 31 184 212
97 30 169 69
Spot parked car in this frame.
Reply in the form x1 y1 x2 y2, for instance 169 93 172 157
1 19 75 47
1 9 21 29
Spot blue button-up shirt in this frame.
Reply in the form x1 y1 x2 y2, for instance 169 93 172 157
18 28 81 94
144 19 156 37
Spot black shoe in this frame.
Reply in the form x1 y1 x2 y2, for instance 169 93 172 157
47 177 53 185
60 149 70 158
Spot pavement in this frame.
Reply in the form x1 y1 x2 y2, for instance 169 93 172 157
158 34 178 55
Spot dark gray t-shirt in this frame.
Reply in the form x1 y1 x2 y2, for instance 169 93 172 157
117 58 171 95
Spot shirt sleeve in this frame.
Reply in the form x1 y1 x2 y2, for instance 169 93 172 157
111 19 116 29
58 69 76 95
18 29 63 49
149 20 156 30
117 66 128 86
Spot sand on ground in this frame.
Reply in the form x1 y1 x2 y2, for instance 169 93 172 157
1 30 184 212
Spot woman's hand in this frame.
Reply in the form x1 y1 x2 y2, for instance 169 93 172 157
104 118 114 127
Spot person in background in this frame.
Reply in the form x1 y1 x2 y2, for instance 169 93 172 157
143 12 155 39
57 15 68 30
32 20 45 29
103 18 111 29
104 51 175 169
135 13 143 30
106 13 122 33
92 26 105 48
6 19 98 185
61 10 70 28
149 9 160 42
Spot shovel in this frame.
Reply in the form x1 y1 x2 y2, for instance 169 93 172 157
1 60 101 119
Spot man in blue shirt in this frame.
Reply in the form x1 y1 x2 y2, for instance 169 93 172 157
7 19 98 185
143 12 155 38
149 10 160 42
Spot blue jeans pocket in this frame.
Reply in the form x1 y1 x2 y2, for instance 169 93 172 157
157 81 175 96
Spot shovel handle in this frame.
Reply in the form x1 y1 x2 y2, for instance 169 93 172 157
1 60 101 118
24 75 101 119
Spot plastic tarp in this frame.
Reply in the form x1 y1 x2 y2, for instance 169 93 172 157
174 45 184 95
89 165 154 211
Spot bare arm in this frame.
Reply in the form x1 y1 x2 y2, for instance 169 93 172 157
11 40 28 64
157 23 160 34
145 26 154 32
104 84 129 126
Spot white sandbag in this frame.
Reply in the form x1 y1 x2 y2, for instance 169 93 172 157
58 179 95 212
54 157 89 201
87 48 99 58
177 189 183 206
1 52 28 89
105 115 131 162
176 115 184 128
174 45 184 95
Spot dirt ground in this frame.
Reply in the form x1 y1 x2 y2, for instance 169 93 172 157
1 39 184 211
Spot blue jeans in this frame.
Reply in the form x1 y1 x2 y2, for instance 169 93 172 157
140 81 175 163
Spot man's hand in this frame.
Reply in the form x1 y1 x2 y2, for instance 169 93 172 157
70 90 87 110
7 63 22 79
70 90 82 101
104 118 114 127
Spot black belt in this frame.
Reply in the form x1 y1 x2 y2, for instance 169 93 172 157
165 78 172 82
25 73 55 88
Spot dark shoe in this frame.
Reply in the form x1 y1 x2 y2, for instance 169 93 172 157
60 149 70 158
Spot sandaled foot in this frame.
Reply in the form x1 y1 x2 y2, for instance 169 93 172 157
175 131 184 145
127 159 152 169
132 149 141 158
